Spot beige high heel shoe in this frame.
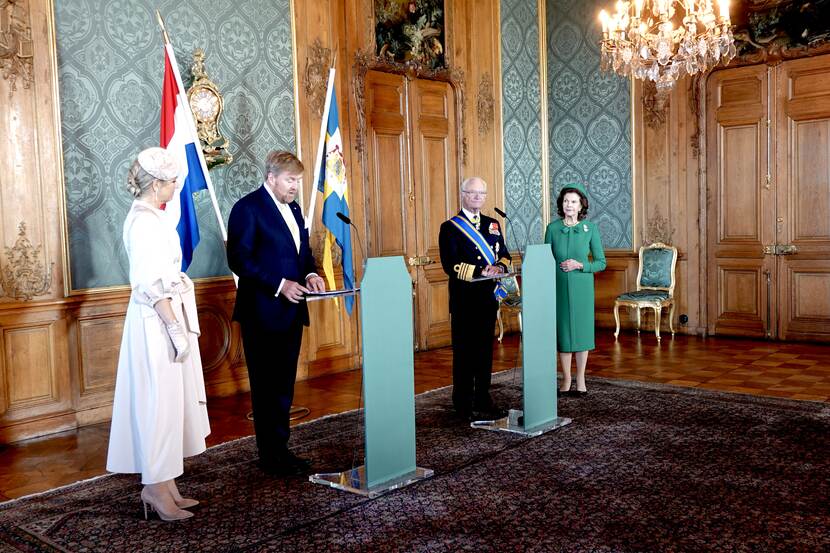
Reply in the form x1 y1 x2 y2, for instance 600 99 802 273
167 480 199 509
141 488 194 521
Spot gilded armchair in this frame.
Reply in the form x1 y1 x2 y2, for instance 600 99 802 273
613 243 678 341
497 275 522 342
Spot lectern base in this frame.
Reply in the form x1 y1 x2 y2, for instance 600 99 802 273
470 409 572 436
309 465 434 498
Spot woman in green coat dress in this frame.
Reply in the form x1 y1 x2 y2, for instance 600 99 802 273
544 183 606 395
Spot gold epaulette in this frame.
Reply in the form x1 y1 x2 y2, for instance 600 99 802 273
498 257 513 272
453 262 476 282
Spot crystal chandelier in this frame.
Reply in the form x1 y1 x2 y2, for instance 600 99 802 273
599 0 736 94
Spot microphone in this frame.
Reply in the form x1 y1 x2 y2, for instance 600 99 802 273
336 212 366 287
494 206 524 267
335 211 351 225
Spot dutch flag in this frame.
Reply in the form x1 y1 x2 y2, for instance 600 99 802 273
159 43 217 271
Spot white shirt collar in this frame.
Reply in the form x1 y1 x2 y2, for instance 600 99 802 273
462 207 480 221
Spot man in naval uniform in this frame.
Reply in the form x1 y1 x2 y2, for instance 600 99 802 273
438 177 512 421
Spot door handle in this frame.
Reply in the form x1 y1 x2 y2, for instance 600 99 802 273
408 255 435 266
763 244 799 255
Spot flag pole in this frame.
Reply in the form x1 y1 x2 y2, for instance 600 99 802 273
155 10 228 243
305 64 336 231
155 9 170 44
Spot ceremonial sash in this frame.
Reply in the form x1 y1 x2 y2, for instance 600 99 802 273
449 215 507 300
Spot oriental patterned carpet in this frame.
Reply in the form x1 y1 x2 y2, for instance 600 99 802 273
1 372 828 552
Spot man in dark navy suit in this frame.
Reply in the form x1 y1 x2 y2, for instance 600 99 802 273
439 177 512 421
227 151 325 475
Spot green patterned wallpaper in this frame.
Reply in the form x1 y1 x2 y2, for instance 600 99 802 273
546 0 632 249
500 0 544 251
55 0 296 289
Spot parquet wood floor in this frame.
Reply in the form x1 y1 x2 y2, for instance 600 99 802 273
1 332 828 502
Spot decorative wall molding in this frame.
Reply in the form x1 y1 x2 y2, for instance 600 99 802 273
0 222 53 301
311 228 340 269
642 80 667 130
476 71 494 135
688 74 704 158
352 48 466 164
732 0 830 66
0 0 34 92
304 38 332 117
643 206 676 246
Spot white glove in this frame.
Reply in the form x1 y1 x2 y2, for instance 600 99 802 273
165 321 190 362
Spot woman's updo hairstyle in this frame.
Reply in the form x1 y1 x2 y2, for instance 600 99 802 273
126 161 155 198
126 147 180 199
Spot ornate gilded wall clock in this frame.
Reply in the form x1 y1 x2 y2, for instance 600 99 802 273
186 48 232 169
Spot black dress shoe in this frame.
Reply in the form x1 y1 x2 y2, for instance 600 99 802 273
471 405 508 420
558 389 576 397
575 390 588 397
259 451 312 476
278 451 312 469
257 459 305 476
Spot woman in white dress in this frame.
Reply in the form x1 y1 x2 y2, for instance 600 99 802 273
106 147 210 522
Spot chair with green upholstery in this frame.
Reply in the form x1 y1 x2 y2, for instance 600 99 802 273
497 274 522 342
613 242 678 341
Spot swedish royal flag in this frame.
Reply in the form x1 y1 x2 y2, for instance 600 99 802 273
318 86 355 313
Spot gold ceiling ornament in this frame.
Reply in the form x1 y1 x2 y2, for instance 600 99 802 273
0 0 34 92
186 48 232 170
599 0 736 97
304 38 333 117
477 72 494 136
0 222 53 301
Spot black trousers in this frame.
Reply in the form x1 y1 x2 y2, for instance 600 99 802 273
240 320 304 462
450 303 498 413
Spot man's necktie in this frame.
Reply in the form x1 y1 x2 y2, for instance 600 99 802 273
471 214 480 230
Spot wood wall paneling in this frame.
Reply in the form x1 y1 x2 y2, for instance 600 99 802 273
411 78 456 349
793 121 829 240
0 0 72 443
77 317 121 399
367 71 409 258
706 65 773 337
776 55 830 341
628 76 698 336
291 0 359 378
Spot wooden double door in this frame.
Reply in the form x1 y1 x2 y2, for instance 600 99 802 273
706 55 830 341
364 70 460 350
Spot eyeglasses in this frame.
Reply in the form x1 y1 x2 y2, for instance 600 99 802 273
462 190 487 197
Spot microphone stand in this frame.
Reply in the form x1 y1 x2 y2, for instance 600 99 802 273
494 207 526 389
494 207 524 268
334 211 368 472
335 212 366 287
